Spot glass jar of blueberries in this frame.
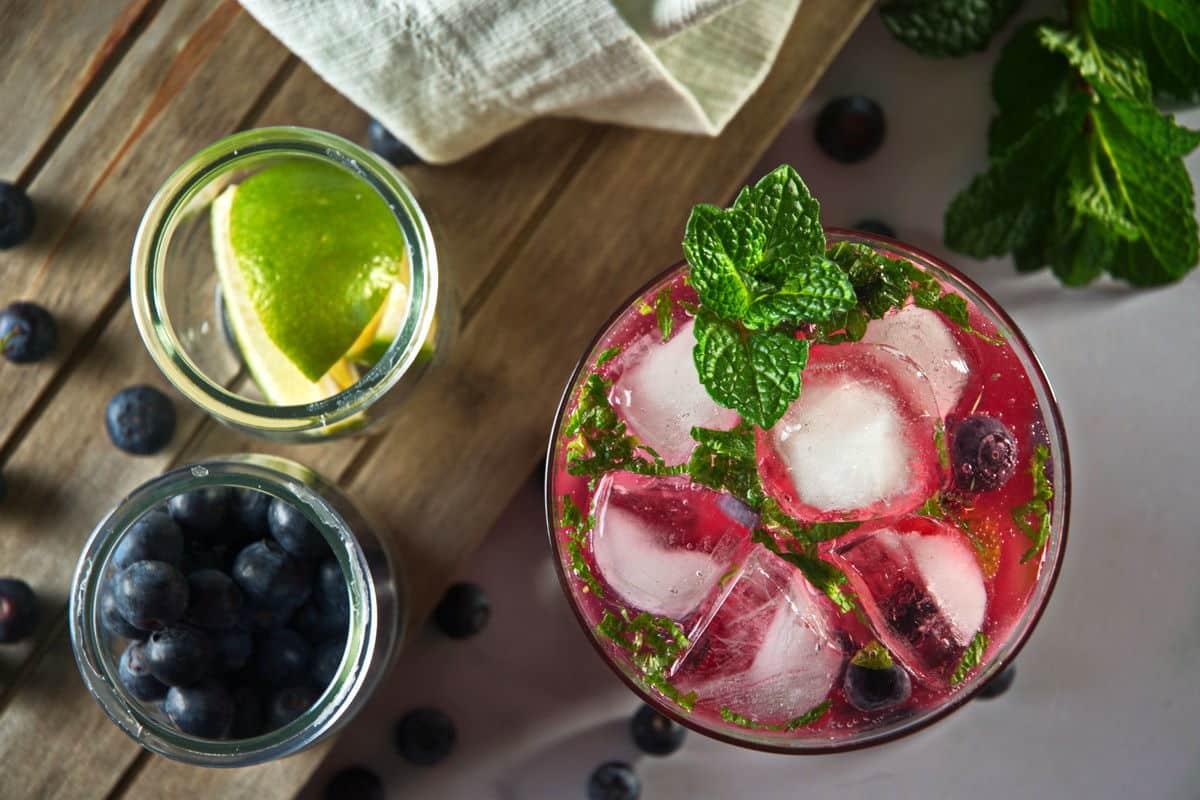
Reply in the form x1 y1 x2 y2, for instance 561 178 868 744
68 454 403 766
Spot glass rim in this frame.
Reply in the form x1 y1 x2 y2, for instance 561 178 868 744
130 125 439 435
68 455 384 766
543 229 1071 754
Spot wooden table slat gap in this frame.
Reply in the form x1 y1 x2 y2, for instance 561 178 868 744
233 55 301 134
0 613 70 720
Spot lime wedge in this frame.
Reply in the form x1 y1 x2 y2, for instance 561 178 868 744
222 159 406 382
212 186 361 405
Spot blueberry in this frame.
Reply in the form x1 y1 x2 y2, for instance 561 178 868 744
433 582 489 639
179 542 229 576
315 558 349 619
367 119 420 166
0 578 39 643
113 561 188 631
255 628 313 685
212 625 253 673
267 498 327 560
265 686 320 730
112 510 184 571
164 680 234 738
951 415 1018 492
815 95 886 164
843 662 912 712
232 488 272 538
0 182 35 249
145 625 213 686
230 685 265 738
311 638 344 688
167 486 231 536
326 766 384 800
395 707 456 765
853 218 896 238
0 302 56 363
232 540 311 611
105 386 175 455
588 761 641 800
99 581 144 639
183 569 243 631
977 663 1017 699
246 600 297 632
118 640 168 701
290 598 347 641
631 704 686 756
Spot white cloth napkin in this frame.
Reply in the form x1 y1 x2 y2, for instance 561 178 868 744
240 0 802 163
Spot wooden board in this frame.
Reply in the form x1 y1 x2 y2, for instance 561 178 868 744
0 1 872 797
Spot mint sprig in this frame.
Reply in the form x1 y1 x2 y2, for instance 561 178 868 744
751 522 858 613
951 631 990 685
1013 443 1054 562
563 373 684 479
596 609 697 711
880 0 1023 58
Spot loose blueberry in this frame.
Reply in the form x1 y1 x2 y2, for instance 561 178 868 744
232 540 311 611
112 510 184 570
951 415 1018 492
167 486 231 536
105 386 175 455
367 119 420 166
314 558 349 619
113 561 188 631
99 581 144 639
118 640 168 701
977 663 1017 699
290 598 347 641
145 625 213 686
212 625 253 673
843 662 912 712
255 628 313 685
326 766 384 800
0 302 56 363
266 686 320 730
395 707 456 765
185 569 243 630
631 704 686 756
815 95 886 164
433 582 489 639
267 498 327 560
588 761 641 800
230 685 265 738
232 488 272 538
853 218 896 238
0 577 39 643
164 680 235 738
311 638 344 688
0 182 35 249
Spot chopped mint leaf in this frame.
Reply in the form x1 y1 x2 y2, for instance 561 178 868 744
596 609 697 711
880 0 1022 58
951 631 989 685
560 495 604 597
752 520 857 613
682 204 760 320
935 422 950 470
639 288 675 342
1013 444 1054 563
595 346 621 367
719 700 831 731
828 242 912 320
732 165 825 266
742 256 856 330
851 641 895 670
564 373 683 478
687 422 766 509
718 563 740 587
918 494 946 518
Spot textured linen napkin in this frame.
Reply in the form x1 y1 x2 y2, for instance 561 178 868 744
240 0 802 163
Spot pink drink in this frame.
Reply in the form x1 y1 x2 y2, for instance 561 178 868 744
547 232 1068 751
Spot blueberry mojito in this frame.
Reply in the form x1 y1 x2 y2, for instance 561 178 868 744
547 166 1068 751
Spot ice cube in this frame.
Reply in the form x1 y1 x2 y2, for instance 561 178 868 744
673 548 846 724
591 471 752 621
756 343 944 521
610 318 740 465
861 304 978 417
831 516 987 686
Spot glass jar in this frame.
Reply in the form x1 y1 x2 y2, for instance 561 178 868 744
131 126 454 442
69 454 403 766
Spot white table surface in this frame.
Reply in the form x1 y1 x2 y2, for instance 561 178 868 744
299 7 1200 799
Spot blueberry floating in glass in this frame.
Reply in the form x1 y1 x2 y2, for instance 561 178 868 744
396 707 456 765
0 577 39 643
164 680 235 738
326 766 384 800
113 560 188 632
977 662 1017 699
0 182 35 249
631 704 686 756
815 95 886 164
951 415 1018 492
367 118 421 166
112 510 184 571
588 761 641 800
105 385 176 455
0 301 56 363
433 582 490 639
118 640 168 701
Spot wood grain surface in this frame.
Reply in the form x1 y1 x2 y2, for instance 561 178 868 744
0 0 872 797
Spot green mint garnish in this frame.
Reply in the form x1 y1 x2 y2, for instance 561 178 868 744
719 700 831 731
639 287 675 342
718 563 740 587
880 0 1022 58
686 422 765 509
951 631 990 685
560 495 604 597
596 609 697 711
563 373 683 479
851 640 896 670
751 523 857 613
1090 0 1200 106
595 346 622 367
934 422 950 470
1013 444 1054 563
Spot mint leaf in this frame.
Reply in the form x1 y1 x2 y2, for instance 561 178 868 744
560 495 604 597
564 373 683 478
719 700 831 731
682 204 761 320
1038 27 1153 102
595 346 621 367
989 21 1075 157
1091 0 1200 103
851 641 895 670
1013 443 1054 563
733 165 825 266
597 609 696 711
687 422 765 509
639 288 675 342
880 0 1022 58
743 256 856 330
951 631 989 685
